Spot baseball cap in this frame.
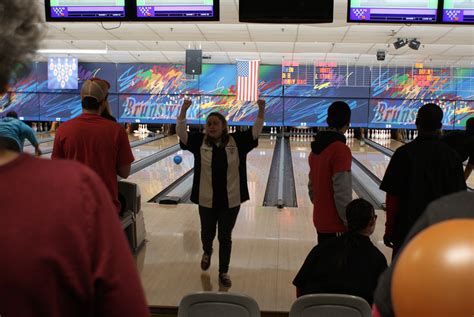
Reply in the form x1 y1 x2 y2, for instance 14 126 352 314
80 78 110 102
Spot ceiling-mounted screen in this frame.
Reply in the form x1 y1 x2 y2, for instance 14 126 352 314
347 0 439 23
45 0 127 21
442 0 474 23
133 0 219 21
239 0 333 23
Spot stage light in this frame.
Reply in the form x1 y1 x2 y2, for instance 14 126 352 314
393 38 407 49
409 39 421 50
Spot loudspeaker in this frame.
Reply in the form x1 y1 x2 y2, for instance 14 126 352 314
185 49 202 75
377 50 386 61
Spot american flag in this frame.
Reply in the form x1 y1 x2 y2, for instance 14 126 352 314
236 59 260 101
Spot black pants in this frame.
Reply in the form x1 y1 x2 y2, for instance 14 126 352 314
317 231 344 244
0 137 20 152
199 205 240 273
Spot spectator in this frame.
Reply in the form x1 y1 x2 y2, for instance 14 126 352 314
52 78 134 212
380 103 466 256
442 117 474 181
293 198 387 304
373 191 474 317
0 0 150 316
308 101 352 243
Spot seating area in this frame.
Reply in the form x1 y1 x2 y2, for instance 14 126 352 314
174 292 372 317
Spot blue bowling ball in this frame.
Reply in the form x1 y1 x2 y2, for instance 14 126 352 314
173 155 183 165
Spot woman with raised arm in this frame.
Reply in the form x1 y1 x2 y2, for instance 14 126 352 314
176 98 265 288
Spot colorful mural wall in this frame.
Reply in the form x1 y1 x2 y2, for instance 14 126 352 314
1 62 473 129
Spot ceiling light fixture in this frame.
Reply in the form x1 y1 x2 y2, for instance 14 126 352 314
393 38 407 50
36 48 108 55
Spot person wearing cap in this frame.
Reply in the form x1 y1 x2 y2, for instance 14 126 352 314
88 78 117 122
380 103 466 257
52 77 135 213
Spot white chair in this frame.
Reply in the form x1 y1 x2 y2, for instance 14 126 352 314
289 294 372 317
178 292 261 317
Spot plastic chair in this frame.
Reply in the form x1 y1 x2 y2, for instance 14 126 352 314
289 294 372 317
178 292 261 317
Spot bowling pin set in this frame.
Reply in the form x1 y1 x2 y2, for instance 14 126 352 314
134 124 151 135
368 129 391 140
289 128 314 142
405 129 418 141
32 122 51 132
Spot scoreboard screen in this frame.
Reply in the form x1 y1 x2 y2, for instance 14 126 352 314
442 0 474 24
413 64 435 87
282 61 308 86
46 0 127 21
134 0 219 21
348 0 438 23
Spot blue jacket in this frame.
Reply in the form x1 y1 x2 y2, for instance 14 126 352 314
0 117 38 150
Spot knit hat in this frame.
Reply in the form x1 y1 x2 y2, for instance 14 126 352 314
80 78 110 102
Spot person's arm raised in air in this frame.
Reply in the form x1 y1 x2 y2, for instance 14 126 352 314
251 99 266 140
177 99 192 146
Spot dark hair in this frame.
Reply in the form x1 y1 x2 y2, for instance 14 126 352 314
82 97 101 111
334 198 375 270
206 112 229 147
416 103 443 132
327 101 351 129
466 117 474 135
6 111 18 119
207 112 227 125
0 0 44 94
346 198 375 233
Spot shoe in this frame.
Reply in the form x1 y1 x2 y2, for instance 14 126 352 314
219 273 232 288
201 253 211 271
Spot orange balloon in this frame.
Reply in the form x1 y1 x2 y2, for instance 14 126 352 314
392 219 474 317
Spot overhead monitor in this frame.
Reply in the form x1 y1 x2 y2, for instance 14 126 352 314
45 0 127 21
347 0 439 23
442 0 474 23
239 0 333 23
48 57 78 90
133 0 219 21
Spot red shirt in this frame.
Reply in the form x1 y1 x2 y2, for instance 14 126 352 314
0 154 149 317
309 141 351 233
52 113 134 211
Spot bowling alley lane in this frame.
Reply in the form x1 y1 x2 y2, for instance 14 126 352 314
131 135 179 161
289 140 312 208
467 172 474 189
349 138 392 181
35 132 55 140
243 137 276 207
127 148 194 202
369 137 474 189
24 140 55 154
369 137 405 152
289 139 359 208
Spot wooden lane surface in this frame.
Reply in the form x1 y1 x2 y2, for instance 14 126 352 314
127 136 193 202
138 137 392 313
